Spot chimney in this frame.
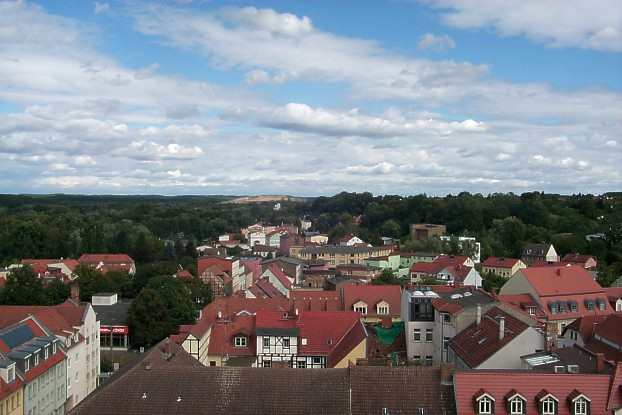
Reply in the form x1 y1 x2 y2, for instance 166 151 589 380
499 317 505 340
217 311 222 319
596 353 605 373
70 283 80 302
476 304 482 325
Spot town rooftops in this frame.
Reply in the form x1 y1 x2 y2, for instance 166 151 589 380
449 306 529 368
69 348 456 415
453 368 618 415
482 257 521 268
522 345 614 374
0 301 88 339
78 254 133 264
207 315 256 358
430 288 494 315
299 245 389 255
562 253 597 266
290 290 341 312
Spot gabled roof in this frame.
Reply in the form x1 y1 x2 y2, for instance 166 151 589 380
264 264 292 289
78 254 134 264
522 243 553 256
250 279 285 299
449 307 529 368
0 301 88 339
342 284 401 317
497 293 546 319
562 253 597 265
197 256 235 277
207 315 256 357
454 370 612 415
482 257 521 268
520 265 605 297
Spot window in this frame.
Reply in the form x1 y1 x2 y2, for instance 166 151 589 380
296 360 306 368
234 336 247 347
414 355 421 364
509 397 524 414
477 396 493 414
574 398 588 415
262 360 271 368
443 337 450 351
377 305 389 315
7 365 15 383
413 329 421 342
44 347 49 359
442 313 451 323
354 306 368 315
34 353 39 366
263 337 270 348
24 358 30 372
312 357 322 364
541 397 557 415
425 328 433 342
425 355 433 366
209 361 216 366
282 338 290 348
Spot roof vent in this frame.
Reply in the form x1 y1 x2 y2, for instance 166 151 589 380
176 396 182 402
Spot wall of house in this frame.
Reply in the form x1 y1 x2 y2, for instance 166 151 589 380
0 387 24 415
65 340 87 409
24 360 67 415
333 338 366 368
404 321 436 361
477 327 544 369
498 272 539 298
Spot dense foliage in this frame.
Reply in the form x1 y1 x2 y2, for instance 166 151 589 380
0 266 70 305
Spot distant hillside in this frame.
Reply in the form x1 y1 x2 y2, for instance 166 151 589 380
224 195 311 204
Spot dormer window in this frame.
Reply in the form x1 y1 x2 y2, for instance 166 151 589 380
44 346 49 359
475 393 495 415
376 301 390 315
7 365 15 383
538 394 558 415
24 358 30 372
570 393 590 415
34 353 39 366
234 336 247 347
353 301 368 315
506 393 526 415
53 341 57 354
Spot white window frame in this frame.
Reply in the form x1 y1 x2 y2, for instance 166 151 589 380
425 328 433 342
354 306 368 315
377 305 389 315
509 397 524 414
234 336 247 347
477 396 493 415
573 397 589 415
541 396 557 415
263 337 270 348
282 338 290 348
413 329 421 342
34 353 39 366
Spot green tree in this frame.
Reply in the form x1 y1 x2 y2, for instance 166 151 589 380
128 276 196 347
182 276 212 310
45 279 70 305
372 269 406 286
0 266 47 305
482 272 507 294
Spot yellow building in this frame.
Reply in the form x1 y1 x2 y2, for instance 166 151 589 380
0 371 25 415
481 257 526 278
295 245 393 268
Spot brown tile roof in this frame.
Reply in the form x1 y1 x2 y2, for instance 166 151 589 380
70 350 455 415
342 284 402 318
449 306 529 368
482 256 520 268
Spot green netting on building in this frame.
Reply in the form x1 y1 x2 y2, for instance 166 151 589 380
373 322 404 345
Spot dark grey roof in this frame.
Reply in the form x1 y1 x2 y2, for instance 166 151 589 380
0 324 35 349
300 245 387 255
7 350 31 360
263 256 306 266
92 300 133 326
437 288 495 308
0 358 14 368
522 345 615 374
522 243 552 256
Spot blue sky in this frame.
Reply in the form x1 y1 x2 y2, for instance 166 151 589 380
0 0 621 195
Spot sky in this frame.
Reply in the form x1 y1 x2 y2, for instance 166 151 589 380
0 0 621 196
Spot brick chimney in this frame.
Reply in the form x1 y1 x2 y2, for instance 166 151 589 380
596 353 605 373
499 317 505 340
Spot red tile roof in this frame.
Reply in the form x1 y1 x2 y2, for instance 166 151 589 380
520 265 605 295
454 370 613 415
290 290 341 312
342 284 401 318
0 375 22 401
562 253 597 265
207 315 256 357
449 307 529 368
0 302 87 337
605 287 622 301
78 254 134 264
497 294 545 318
265 264 292 289
251 279 285 299
297 311 365 367
175 270 193 280
482 257 520 268
410 255 470 275
197 256 235 277
431 299 463 315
